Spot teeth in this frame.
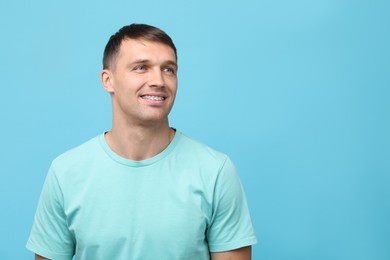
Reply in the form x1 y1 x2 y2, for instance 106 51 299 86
142 95 165 101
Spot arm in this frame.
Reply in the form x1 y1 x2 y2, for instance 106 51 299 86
27 166 75 259
210 246 252 260
207 159 256 258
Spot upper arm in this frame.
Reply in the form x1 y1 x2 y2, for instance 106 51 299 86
206 158 257 252
35 254 49 260
26 166 75 258
210 246 252 260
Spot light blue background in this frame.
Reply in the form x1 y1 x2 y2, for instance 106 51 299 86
1 0 389 259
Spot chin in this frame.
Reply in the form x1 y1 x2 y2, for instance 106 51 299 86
139 114 170 124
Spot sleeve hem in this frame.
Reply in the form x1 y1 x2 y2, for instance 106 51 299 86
208 236 258 252
26 241 74 260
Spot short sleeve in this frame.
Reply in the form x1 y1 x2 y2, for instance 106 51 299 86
26 165 75 260
206 157 257 252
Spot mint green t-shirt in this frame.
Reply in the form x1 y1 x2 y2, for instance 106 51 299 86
27 131 257 259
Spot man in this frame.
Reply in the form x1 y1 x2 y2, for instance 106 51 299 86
27 23 257 260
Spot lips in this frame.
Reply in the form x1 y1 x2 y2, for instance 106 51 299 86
141 95 166 101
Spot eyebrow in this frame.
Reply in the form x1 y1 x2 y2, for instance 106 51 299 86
126 59 149 68
163 60 178 70
126 59 178 69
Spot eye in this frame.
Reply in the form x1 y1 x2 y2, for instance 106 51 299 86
163 67 176 74
134 65 146 72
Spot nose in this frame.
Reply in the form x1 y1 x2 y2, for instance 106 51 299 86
148 68 165 88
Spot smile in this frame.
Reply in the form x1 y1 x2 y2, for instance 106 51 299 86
141 95 166 101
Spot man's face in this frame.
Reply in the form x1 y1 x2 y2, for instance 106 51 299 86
105 38 178 126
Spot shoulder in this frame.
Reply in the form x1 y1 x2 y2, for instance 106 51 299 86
174 132 236 177
50 134 103 171
176 132 230 164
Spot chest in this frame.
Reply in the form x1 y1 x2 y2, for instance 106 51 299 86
63 169 213 258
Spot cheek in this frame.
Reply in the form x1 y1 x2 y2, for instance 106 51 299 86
119 77 146 93
167 78 178 91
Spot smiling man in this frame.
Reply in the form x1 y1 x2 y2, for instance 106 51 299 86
27 24 257 260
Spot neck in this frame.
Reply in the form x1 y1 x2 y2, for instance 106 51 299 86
105 121 174 161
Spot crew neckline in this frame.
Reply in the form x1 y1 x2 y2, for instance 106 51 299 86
99 130 181 167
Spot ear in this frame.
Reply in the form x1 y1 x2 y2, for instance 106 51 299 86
101 69 115 94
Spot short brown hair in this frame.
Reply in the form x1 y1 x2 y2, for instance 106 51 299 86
103 23 177 69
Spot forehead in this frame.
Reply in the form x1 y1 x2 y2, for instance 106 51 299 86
117 38 176 63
